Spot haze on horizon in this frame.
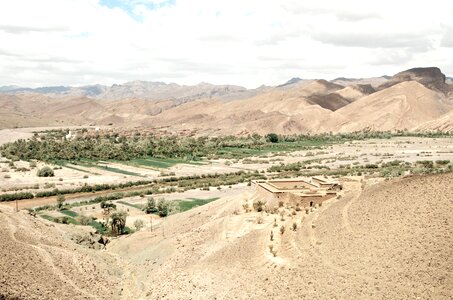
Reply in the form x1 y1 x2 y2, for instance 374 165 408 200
0 0 452 88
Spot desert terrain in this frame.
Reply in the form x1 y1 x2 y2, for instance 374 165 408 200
1 171 451 299
1 67 453 299
1 67 452 135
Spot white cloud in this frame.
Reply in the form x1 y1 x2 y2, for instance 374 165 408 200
0 0 452 88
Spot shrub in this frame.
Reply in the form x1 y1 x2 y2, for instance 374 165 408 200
265 133 279 143
56 194 65 209
77 214 92 225
157 198 179 217
253 200 266 212
37 166 54 177
134 219 144 231
100 200 116 209
144 197 158 214
0 192 34 201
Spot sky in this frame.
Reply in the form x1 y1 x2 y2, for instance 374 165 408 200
0 0 452 88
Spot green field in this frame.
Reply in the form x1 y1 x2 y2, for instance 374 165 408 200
75 161 142 176
177 197 219 212
60 209 78 218
215 140 330 159
117 200 144 210
129 157 205 169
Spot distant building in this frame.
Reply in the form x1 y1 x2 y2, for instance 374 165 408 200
252 176 341 208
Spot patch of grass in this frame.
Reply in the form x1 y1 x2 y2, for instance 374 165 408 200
53 160 99 174
89 220 107 234
177 197 219 212
76 161 142 176
130 157 204 169
60 209 78 218
40 214 54 222
117 200 144 210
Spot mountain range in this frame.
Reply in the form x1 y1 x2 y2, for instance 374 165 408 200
1 67 452 134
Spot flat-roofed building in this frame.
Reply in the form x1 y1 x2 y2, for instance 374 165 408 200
252 177 341 208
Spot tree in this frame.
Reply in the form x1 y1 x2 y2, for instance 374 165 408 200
100 200 116 209
56 194 65 210
134 219 144 231
266 133 279 143
144 197 158 214
110 211 127 236
156 198 180 217
37 166 54 177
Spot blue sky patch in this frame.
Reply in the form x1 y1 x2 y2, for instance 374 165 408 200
100 0 175 21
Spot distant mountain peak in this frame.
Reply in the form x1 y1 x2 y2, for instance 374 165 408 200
278 77 303 87
379 67 449 92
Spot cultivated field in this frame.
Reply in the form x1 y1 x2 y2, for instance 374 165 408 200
0 129 452 299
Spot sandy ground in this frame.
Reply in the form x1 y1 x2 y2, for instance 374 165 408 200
1 172 452 299
106 173 453 299
0 205 123 299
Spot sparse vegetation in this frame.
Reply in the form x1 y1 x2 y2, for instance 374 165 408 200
134 219 144 231
280 225 285 235
56 195 65 210
37 166 54 177
109 211 127 236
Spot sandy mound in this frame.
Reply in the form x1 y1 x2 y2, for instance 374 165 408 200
107 173 453 299
330 81 453 132
413 110 453 132
0 206 122 300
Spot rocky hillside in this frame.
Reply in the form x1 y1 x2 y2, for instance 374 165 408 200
1 67 452 134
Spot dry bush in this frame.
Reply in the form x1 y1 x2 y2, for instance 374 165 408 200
253 200 266 212
134 219 144 231
256 215 264 224
242 202 252 213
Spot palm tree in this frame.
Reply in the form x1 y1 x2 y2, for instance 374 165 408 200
110 211 127 236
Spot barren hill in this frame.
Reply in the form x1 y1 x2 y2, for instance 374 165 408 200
414 110 453 132
0 206 122 299
1 67 452 134
106 173 453 299
1 171 452 299
327 81 453 132
379 67 451 94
